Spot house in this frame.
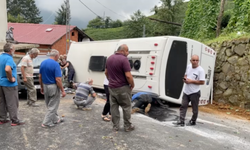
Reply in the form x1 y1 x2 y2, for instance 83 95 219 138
8 23 93 55
0 1 38 63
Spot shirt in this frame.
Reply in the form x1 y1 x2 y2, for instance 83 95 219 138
183 64 205 95
106 53 131 88
0 53 18 87
75 83 95 100
40 58 61 84
20 55 33 77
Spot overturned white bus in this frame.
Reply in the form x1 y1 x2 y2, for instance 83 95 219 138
67 36 216 105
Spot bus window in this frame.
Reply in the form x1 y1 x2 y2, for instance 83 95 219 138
165 41 187 99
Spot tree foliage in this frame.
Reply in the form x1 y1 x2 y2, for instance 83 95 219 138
54 0 71 25
7 0 43 23
180 0 220 40
150 0 187 36
87 17 104 28
87 17 123 29
225 0 250 33
123 10 154 38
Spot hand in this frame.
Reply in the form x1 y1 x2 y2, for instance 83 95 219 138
61 91 66 97
10 77 16 82
130 85 134 90
184 78 192 84
40 88 44 95
23 78 27 82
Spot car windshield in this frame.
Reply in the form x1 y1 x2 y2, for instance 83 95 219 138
17 55 50 67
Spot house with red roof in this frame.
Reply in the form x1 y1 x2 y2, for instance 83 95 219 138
8 23 93 55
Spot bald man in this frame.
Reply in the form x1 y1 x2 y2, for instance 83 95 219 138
174 55 205 127
105 44 135 132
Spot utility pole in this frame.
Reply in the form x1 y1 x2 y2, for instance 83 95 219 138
65 0 70 54
143 24 145 37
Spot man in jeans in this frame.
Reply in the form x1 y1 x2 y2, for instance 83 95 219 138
39 49 66 128
20 48 40 107
174 55 205 127
0 43 25 126
105 44 135 132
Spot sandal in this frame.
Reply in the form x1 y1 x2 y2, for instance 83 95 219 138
101 115 110 122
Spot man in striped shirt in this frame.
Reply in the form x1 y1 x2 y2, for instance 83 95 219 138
73 79 96 110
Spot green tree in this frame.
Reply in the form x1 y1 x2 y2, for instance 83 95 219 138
54 0 71 25
110 20 123 28
124 10 154 38
149 0 187 36
7 13 25 23
7 0 42 23
87 17 105 28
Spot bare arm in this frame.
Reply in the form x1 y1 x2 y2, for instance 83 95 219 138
61 62 69 69
184 79 205 85
21 66 27 82
125 71 134 90
39 74 44 94
105 69 108 78
5 66 15 82
56 77 64 92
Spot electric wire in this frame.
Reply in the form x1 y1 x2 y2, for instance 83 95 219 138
94 0 127 19
78 0 102 18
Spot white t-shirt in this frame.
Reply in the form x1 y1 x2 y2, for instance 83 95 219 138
103 77 109 85
183 64 205 95
20 55 33 77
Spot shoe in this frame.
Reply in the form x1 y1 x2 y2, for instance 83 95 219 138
173 121 185 127
41 124 55 128
112 127 119 132
0 120 10 125
11 120 25 126
82 107 92 111
55 118 64 124
186 120 196 126
102 115 110 122
29 103 39 107
125 125 135 132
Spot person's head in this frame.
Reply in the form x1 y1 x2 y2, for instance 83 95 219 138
63 54 67 60
28 48 40 59
3 43 15 55
117 44 129 57
9 26 14 31
85 78 93 85
50 49 60 61
190 55 199 68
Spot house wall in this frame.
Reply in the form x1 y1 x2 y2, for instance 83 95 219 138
52 29 79 55
0 0 7 43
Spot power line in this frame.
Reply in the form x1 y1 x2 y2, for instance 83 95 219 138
94 0 127 19
78 0 102 18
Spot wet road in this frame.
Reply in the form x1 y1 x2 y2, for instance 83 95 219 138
0 93 249 150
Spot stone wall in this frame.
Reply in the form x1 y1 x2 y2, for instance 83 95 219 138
208 38 250 108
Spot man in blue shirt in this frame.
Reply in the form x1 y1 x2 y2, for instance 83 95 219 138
131 92 158 115
0 43 24 126
39 49 66 128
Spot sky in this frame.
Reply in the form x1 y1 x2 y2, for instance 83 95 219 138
35 0 162 29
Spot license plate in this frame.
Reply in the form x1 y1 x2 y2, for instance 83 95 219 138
34 85 41 89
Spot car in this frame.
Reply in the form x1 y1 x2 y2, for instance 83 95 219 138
16 54 50 94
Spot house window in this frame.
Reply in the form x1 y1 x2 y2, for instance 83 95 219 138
72 32 75 36
89 56 107 71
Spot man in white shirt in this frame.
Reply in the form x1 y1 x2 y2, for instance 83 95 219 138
175 55 205 126
21 48 40 107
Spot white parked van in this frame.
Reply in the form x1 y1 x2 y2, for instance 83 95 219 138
67 36 216 105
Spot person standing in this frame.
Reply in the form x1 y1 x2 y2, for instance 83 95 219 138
20 48 40 107
0 43 25 126
105 44 135 132
39 49 66 128
175 55 205 127
101 77 111 122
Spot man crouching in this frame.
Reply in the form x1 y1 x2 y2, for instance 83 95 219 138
73 79 96 110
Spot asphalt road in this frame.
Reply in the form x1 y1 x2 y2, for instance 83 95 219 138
0 93 249 150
